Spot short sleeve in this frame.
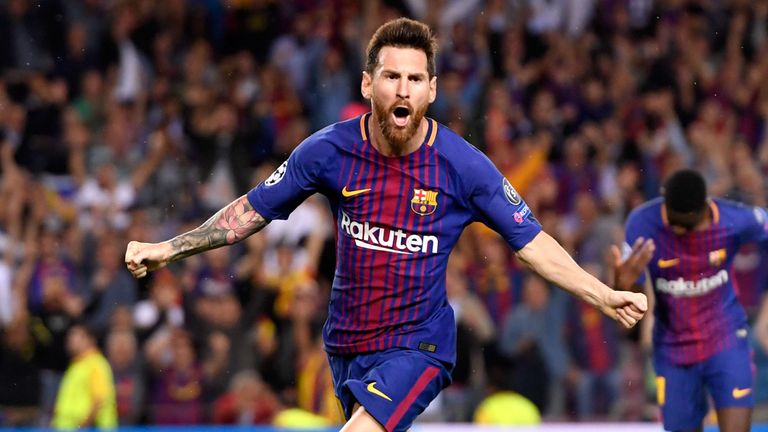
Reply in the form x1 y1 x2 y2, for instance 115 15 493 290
465 150 541 251
737 205 768 245
247 137 324 220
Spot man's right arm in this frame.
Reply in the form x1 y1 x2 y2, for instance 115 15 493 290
125 195 268 278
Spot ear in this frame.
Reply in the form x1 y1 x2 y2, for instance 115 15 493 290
361 71 372 100
428 75 437 104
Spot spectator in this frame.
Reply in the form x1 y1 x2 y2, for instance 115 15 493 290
498 273 569 416
51 323 117 429
3 0 768 426
212 370 280 425
144 328 204 425
444 250 495 422
105 330 144 425
133 268 184 343
564 266 622 420
0 316 40 426
85 237 138 336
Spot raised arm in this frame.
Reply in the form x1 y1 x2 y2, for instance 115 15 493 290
515 231 648 329
609 237 655 292
125 195 268 278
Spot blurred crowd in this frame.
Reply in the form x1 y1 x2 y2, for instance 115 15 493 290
3 0 768 427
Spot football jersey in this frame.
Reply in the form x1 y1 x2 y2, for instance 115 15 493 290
625 197 768 364
248 113 541 364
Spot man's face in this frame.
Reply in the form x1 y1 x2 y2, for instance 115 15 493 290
362 46 436 148
666 206 707 234
66 326 90 357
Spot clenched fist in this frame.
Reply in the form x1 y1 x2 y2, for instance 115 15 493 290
602 290 648 329
124 241 172 278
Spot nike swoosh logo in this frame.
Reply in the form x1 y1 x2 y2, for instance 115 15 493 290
342 186 371 198
657 258 680 269
366 382 392 401
733 387 752 399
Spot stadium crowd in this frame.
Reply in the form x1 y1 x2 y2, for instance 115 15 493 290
2 0 768 427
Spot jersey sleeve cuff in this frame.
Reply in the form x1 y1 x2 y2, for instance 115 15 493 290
508 223 542 251
246 188 278 221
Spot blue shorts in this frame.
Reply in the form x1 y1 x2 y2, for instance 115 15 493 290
328 348 453 432
654 338 754 431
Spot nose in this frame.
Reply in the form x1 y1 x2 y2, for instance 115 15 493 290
396 77 409 99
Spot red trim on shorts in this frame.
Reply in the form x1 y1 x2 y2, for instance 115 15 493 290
384 366 439 431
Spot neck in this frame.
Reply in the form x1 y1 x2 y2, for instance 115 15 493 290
694 207 713 231
75 347 96 360
369 114 428 157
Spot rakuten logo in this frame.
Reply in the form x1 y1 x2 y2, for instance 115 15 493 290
340 211 439 255
656 270 729 297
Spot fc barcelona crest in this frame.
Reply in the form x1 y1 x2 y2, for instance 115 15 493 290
411 188 438 216
709 248 726 266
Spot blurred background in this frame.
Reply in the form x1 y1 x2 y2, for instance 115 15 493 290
2 0 768 429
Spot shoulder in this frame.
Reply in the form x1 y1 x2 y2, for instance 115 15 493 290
431 121 490 164
712 197 754 215
429 121 500 188
626 197 663 229
295 116 362 155
288 116 364 176
713 197 766 225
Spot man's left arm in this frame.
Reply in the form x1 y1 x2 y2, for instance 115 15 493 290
516 231 648 328
458 151 647 327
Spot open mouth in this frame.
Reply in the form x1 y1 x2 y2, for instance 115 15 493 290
392 106 410 127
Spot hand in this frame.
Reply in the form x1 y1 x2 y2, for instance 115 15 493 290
602 290 648 329
610 237 655 291
125 241 172 278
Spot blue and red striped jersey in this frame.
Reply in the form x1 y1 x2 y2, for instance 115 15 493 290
624 197 768 365
247 113 541 365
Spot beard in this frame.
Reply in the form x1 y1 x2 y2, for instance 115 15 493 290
372 97 428 150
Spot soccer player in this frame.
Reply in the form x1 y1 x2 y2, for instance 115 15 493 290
613 169 761 432
125 18 647 432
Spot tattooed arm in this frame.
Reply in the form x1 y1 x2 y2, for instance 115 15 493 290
125 195 268 278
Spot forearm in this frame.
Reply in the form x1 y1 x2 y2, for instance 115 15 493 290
164 195 268 263
516 231 611 309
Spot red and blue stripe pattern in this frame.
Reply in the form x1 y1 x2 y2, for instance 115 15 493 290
248 114 541 365
325 113 459 361
625 198 765 364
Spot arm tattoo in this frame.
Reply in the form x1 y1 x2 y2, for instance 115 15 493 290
168 195 268 262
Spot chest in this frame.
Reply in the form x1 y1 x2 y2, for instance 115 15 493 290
331 152 460 227
651 229 734 275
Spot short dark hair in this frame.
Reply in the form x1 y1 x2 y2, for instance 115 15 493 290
365 18 437 78
69 321 98 343
663 169 707 213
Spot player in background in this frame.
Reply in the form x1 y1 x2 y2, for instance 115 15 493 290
126 18 647 432
613 169 762 432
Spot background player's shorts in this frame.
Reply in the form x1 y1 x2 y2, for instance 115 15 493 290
654 336 753 431
328 348 453 432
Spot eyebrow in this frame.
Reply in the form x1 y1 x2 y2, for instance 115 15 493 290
380 69 428 79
